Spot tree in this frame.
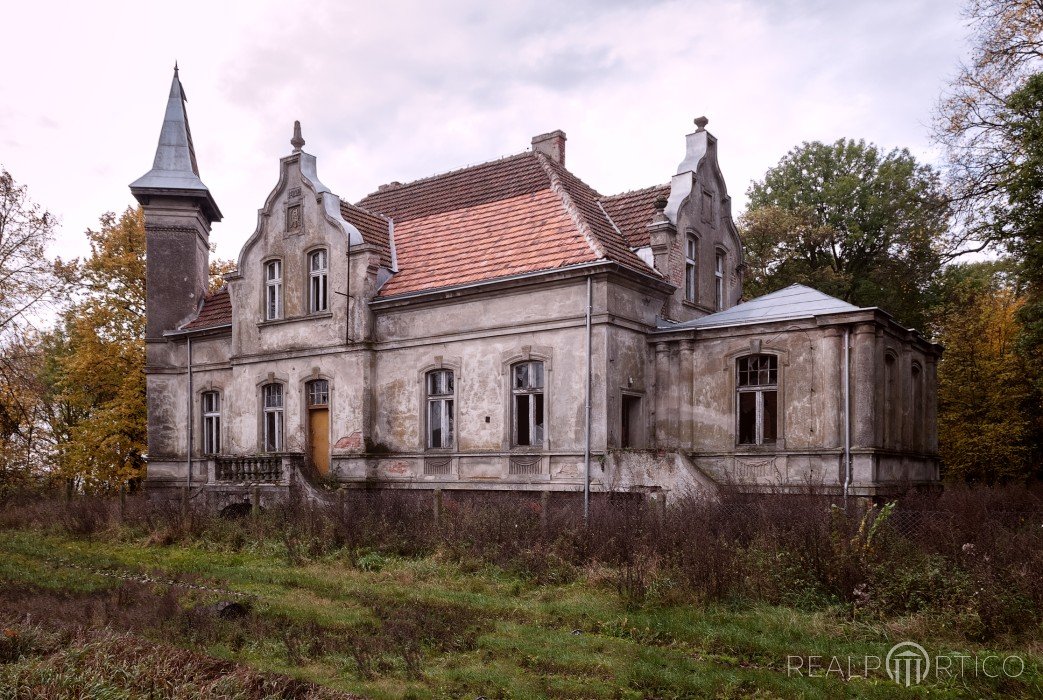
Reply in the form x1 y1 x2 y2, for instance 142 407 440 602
935 0 1043 251
740 139 949 329
0 169 60 335
49 208 146 492
933 261 1038 483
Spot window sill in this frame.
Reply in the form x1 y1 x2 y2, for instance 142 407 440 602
735 440 785 452
258 312 333 328
682 300 714 313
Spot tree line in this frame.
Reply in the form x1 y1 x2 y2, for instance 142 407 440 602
0 0 1040 492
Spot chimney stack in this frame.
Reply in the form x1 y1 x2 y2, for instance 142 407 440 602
531 130 566 166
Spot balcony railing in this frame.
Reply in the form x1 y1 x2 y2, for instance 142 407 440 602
211 454 301 484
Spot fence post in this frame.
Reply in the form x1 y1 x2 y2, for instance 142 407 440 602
540 490 550 539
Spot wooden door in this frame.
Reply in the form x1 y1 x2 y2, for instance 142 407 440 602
308 408 330 475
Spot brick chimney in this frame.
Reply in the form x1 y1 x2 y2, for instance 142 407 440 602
531 130 566 166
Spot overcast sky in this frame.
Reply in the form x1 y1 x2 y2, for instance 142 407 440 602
0 0 970 263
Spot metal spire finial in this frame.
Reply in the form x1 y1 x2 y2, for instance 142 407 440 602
174 61 179 76
291 120 305 153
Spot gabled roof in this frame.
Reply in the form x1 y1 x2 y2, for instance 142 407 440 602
599 184 671 248
357 151 659 298
339 201 394 269
181 286 231 330
670 284 863 329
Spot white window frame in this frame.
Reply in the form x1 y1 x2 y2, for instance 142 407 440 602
309 249 328 313
262 383 284 452
202 391 220 454
714 251 725 311
511 360 545 447
425 369 455 450
736 355 778 445
684 234 698 302
265 260 283 320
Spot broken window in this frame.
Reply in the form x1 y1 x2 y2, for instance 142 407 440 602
306 379 329 407
202 391 220 454
426 369 454 449
737 354 777 445
262 383 283 452
309 249 328 313
715 251 725 311
265 260 283 320
685 234 698 302
512 360 544 447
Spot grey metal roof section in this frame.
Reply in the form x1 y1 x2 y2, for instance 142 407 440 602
668 284 863 329
130 66 222 220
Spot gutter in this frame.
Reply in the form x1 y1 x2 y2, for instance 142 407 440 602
186 336 194 490
843 327 851 506
583 276 592 524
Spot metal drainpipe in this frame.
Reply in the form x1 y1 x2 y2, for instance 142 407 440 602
583 276 592 524
843 327 851 507
345 235 352 344
186 335 194 490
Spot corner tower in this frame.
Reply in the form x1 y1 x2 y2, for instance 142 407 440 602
130 65 222 341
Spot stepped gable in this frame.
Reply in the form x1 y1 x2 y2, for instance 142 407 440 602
599 183 671 248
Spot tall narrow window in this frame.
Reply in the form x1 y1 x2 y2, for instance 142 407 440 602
309 249 328 313
684 234 698 302
512 361 545 447
715 251 725 311
262 383 283 452
911 362 923 451
265 260 283 320
621 394 642 448
426 369 455 449
737 355 778 445
202 391 220 454
884 353 898 448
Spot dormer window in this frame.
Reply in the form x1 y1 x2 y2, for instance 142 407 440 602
309 249 328 313
265 260 283 320
684 234 698 303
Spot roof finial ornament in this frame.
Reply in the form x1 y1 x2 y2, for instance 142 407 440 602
694 116 709 132
291 120 305 153
174 61 179 76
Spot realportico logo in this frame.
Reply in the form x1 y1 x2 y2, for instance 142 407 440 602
886 641 930 686
786 641 1027 686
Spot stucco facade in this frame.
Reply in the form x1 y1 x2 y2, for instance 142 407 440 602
133 70 940 503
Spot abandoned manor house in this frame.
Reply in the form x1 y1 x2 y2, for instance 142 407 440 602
132 68 941 504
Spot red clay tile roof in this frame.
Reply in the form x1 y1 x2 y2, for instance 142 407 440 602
599 184 671 248
340 202 393 268
181 286 231 330
358 151 661 298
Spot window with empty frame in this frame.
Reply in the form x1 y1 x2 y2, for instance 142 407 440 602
202 391 220 454
737 355 777 445
309 249 328 313
426 369 455 449
512 361 544 447
262 383 283 452
265 260 283 320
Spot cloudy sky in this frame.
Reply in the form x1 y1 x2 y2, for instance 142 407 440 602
1 0 969 262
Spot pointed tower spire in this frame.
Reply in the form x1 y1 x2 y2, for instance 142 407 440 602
130 65 221 221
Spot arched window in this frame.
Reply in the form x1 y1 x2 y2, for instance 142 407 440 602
262 383 284 452
512 360 544 447
309 249 328 313
201 391 221 454
426 369 455 449
265 260 283 320
737 354 777 445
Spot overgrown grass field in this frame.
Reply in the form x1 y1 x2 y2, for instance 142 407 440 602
0 489 1041 698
